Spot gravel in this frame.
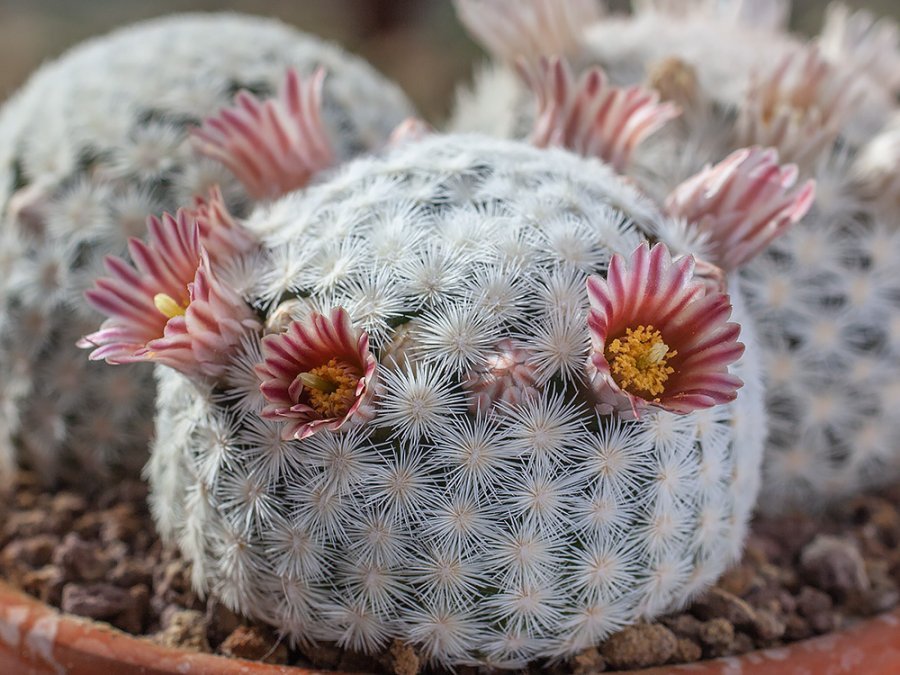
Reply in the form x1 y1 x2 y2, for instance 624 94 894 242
1 471 899 673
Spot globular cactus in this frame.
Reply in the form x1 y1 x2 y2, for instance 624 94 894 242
0 13 415 488
451 0 900 512
98 133 770 667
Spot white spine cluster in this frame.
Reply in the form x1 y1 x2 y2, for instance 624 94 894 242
150 134 766 666
0 13 414 487
452 0 900 513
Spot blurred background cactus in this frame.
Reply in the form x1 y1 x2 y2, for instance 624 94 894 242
1 1 898 123
450 0 900 513
0 12 415 489
145 133 767 666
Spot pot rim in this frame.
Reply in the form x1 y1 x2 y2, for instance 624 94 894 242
1 579 898 674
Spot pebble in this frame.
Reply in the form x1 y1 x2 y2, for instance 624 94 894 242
692 588 757 627
662 613 702 639
153 609 210 652
671 638 702 663
219 625 289 664
751 608 786 642
600 624 677 670
53 533 110 581
698 618 734 649
61 582 132 620
796 585 833 617
571 647 606 674
1 534 58 569
387 640 421 675
800 535 870 596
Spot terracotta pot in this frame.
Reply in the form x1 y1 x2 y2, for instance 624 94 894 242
1 579 899 675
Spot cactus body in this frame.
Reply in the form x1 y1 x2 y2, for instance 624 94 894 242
149 134 766 666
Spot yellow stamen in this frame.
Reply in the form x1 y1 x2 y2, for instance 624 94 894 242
605 325 677 398
298 358 359 418
154 293 187 319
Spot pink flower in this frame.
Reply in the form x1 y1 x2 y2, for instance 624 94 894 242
255 308 377 441
586 243 744 419
665 147 816 272
737 46 862 167
78 210 259 379
518 56 681 172
191 68 334 200
462 338 540 413
188 185 257 265
453 0 602 64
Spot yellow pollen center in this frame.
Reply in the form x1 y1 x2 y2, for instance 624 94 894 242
605 325 677 399
154 293 187 319
297 358 360 418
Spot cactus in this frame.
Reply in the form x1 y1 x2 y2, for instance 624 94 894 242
126 133 767 666
451 0 900 512
0 13 415 488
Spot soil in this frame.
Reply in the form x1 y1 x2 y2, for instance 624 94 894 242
2 470 899 673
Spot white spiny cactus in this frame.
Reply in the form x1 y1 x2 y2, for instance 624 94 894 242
0 13 415 487
451 0 900 512
146 134 766 666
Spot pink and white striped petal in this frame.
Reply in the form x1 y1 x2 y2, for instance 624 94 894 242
386 117 433 148
462 338 541 413
518 56 681 172
79 209 259 380
665 146 815 272
737 46 863 167
191 68 335 200
453 0 602 64
188 185 257 265
586 242 744 419
255 307 377 440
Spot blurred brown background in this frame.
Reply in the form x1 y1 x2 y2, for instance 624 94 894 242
0 0 897 123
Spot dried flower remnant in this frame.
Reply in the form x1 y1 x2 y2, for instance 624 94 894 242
519 56 681 172
647 56 702 114
665 146 815 271
587 242 743 418
463 338 540 412
192 67 335 200
453 0 603 64
256 307 376 440
78 210 259 379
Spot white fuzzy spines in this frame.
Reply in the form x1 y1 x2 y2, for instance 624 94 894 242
150 134 766 666
451 1 900 513
0 13 415 486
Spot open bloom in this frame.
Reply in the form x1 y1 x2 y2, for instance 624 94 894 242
255 308 376 440
665 146 815 272
79 210 259 379
518 56 681 172
191 67 334 200
586 243 744 419
462 338 540 413
188 185 257 265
